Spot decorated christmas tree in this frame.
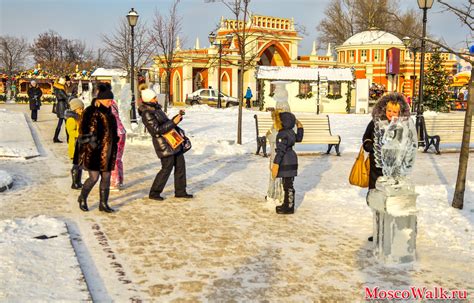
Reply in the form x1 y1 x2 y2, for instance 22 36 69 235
423 49 451 112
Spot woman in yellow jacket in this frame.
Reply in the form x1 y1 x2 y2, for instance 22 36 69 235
66 98 85 189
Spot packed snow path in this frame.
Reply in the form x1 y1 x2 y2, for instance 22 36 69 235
0 104 472 301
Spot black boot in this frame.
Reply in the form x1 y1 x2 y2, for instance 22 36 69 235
99 189 115 213
78 194 89 212
276 189 295 214
71 167 83 189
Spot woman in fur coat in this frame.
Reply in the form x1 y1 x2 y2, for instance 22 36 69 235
77 84 119 213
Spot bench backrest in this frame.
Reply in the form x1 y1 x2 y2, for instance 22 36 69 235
254 114 335 137
424 115 474 142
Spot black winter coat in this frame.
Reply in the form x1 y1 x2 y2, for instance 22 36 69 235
53 84 69 119
78 102 119 172
273 112 304 178
28 86 43 110
138 102 179 158
362 120 383 189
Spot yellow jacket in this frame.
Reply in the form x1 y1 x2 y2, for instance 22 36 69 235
66 113 80 160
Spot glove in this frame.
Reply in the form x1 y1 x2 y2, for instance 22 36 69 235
296 119 303 128
271 164 279 179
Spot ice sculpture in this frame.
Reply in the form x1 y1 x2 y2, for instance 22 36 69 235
368 116 419 264
374 117 417 179
111 76 133 133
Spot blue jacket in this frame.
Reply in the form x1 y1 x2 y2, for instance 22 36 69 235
245 88 253 99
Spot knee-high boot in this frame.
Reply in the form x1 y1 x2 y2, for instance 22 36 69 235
78 186 90 212
71 166 83 189
99 189 115 213
276 188 295 214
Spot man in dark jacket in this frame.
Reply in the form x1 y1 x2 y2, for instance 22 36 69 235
271 112 303 214
138 89 193 201
53 77 69 143
27 80 42 122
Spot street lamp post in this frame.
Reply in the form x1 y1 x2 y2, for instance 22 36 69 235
402 36 420 113
209 32 233 108
127 8 139 123
416 0 434 145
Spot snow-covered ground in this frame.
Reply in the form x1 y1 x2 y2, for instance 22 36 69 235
0 216 90 301
0 109 40 159
0 170 13 191
0 103 472 301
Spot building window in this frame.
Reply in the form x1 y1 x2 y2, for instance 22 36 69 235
269 83 276 96
361 49 367 62
374 49 381 62
327 81 342 98
349 50 355 63
299 82 311 95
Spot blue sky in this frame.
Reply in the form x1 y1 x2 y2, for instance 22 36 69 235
0 0 471 55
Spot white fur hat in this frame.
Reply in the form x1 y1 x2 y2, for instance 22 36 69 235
58 77 66 85
141 89 156 102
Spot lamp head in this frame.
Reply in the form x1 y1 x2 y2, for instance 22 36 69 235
417 0 434 9
208 32 216 44
127 8 139 27
402 36 411 47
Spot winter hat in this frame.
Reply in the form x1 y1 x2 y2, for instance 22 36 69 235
69 98 84 111
141 89 157 102
58 77 66 85
96 83 114 100
30 80 36 86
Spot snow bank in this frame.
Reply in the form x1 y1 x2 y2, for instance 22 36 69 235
0 110 40 158
0 170 13 192
0 216 89 301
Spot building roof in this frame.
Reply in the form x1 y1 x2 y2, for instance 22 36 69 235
256 66 353 81
342 30 403 46
91 68 127 77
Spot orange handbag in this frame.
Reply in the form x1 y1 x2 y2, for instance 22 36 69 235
349 145 370 188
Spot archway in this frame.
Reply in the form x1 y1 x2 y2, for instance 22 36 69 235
221 72 230 95
258 42 291 66
194 72 204 91
173 72 181 103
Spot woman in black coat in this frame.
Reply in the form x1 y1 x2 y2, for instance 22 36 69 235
138 89 192 201
362 92 411 241
271 112 304 214
27 80 42 122
77 85 119 213
52 77 69 143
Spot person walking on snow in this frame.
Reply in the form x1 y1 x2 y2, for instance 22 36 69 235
77 84 119 213
28 80 42 122
52 77 69 143
110 99 126 191
245 87 253 108
138 89 193 201
271 111 304 214
65 98 85 190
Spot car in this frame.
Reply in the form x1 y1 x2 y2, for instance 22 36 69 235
185 89 239 107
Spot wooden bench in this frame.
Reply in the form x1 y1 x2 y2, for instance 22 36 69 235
422 115 474 154
254 114 341 156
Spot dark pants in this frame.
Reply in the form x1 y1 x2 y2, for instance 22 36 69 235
31 109 38 121
150 152 187 197
245 98 251 108
282 177 294 192
53 118 65 140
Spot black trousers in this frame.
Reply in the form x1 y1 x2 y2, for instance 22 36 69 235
54 118 64 140
31 109 38 121
150 152 187 196
282 177 294 191
245 98 251 108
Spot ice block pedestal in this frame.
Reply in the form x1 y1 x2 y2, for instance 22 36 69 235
367 177 418 264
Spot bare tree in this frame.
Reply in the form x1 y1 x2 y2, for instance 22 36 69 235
317 0 423 46
31 30 95 75
0 35 30 95
207 0 271 144
150 0 183 112
102 19 154 74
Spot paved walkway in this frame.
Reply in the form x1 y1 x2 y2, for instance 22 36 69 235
0 103 472 301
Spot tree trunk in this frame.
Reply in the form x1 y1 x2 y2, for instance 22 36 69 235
451 68 473 209
164 70 170 113
237 65 244 145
